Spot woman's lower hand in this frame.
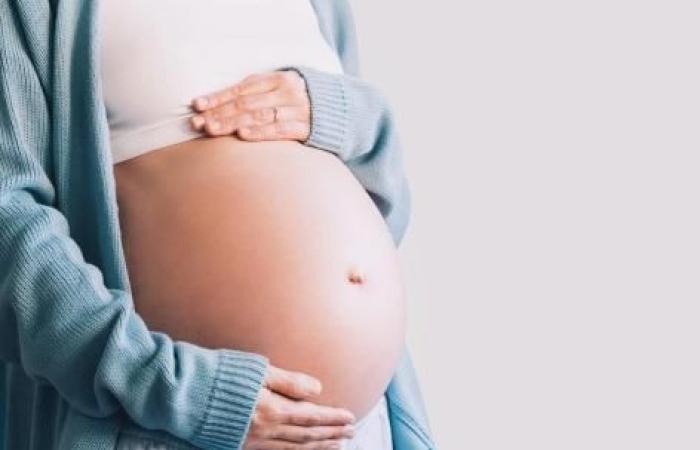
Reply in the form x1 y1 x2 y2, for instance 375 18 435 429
190 71 311 142
243 365 356 450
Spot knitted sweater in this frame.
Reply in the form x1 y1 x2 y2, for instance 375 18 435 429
0 1 435 449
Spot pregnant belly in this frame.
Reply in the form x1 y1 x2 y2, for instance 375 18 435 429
113 136 406 419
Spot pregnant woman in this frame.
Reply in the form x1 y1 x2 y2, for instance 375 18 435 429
0 1 435 450
108 0 404 448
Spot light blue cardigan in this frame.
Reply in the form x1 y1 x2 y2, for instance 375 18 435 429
0 1 436 449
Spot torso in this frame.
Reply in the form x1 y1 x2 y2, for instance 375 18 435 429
103 1 406 418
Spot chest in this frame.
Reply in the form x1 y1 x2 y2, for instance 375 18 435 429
98 0 343 124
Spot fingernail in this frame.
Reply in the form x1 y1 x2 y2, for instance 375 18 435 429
191 115 205 130
307 379 322 394
209 120 220 132
194 97 209 109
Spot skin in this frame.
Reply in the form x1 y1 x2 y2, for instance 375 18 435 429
113 134 405 444
247 366 356 450
189 71 347 450
190 71 312 142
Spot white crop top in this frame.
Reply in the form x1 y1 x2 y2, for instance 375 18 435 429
99 0 344 164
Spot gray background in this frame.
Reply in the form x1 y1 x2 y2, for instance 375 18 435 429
351 1 700 449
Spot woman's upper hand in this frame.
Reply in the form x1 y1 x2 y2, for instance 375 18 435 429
243 365 356 450
191 71 311 142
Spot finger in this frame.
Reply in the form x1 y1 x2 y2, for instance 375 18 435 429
202 103 304 138
239 121 310 142
234 71 287 96
192 78 284 112
195 108 271 136
234 89 294 112
265 366 323 400
197 103 310 139
267 424 354 443
190 101 241 132
270 106 310 123
192 85 240 112
210 113 264 136
191 72 277 112
285 401 356 427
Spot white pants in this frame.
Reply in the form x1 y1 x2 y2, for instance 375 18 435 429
341 395 393 450
115 396 393 450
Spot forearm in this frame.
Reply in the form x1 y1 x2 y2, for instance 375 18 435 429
0 190 269 449
0 25 267 449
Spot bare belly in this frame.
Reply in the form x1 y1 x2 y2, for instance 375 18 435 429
113 136 406 418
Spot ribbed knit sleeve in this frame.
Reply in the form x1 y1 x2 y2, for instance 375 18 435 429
283 0 412 245
0 6 267 450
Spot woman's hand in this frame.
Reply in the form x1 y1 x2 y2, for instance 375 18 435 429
191 71 311 142
243 365 356 450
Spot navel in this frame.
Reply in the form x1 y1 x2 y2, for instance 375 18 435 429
347 266 366 285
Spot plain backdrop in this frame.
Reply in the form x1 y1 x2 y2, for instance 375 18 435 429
351 1 700 449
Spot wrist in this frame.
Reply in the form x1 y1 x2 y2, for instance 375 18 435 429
190 349 269 450
279 66 350 159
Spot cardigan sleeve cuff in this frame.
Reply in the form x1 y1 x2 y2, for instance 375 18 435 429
190 349 269 450
282 66 351 160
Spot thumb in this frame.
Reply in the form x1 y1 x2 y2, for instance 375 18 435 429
264 365 323 400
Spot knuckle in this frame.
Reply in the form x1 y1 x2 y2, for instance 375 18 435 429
228 85 241 98
243 73 259 84
266 410 282 422
298 430 313 442
248 415 266 436
222 102 237 117
296 414 314 426
235 97 249 110
256 426 274 440
253 72 268 82
307 430 322 442
241 127 258 140
219 119 234 133
238 114 256 128
263 402 283 420
276 71 290 83
269 408 288 423
254 108 273 122
208 110 223 122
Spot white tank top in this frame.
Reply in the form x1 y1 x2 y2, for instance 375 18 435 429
99 0 344 164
